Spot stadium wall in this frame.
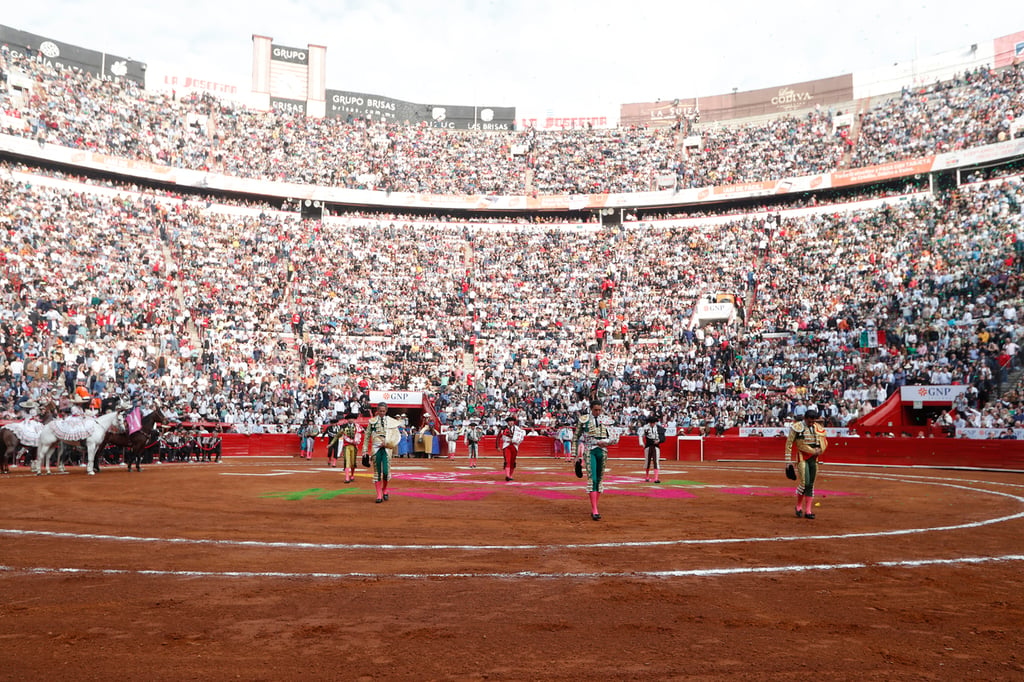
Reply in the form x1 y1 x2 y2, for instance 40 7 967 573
222 434 1024 471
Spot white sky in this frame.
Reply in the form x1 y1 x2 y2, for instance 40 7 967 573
3 1 1022 113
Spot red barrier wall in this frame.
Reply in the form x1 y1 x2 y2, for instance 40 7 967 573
220 433 308 458
223 434 1024 470
680 435 1024 471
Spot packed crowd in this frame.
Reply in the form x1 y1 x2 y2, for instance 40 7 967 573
1 161 1023 437
853 66 1024 167
2 44 1022 196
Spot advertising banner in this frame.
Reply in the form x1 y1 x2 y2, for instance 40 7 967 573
694 302 734 321
270 97 306 115
831 157 936 187
688 301 736 330
930 137 1024 172
269 43 308 100
899 385 968 403
100 51 146 82
0 24 146 84
145 64 244 100
425 103 516 131
517 113 616 130
325 89 423 123
711 75 854 119
620 98 699 128
620 75 854 126
270 44 308 65
324 90 515 130
739 427 852 438
369 390 424 407
957 428 1024 440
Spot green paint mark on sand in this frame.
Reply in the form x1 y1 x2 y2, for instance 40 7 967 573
262 488 368 501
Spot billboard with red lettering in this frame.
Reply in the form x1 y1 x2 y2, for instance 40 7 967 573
144 63 244 100
517 113 617 130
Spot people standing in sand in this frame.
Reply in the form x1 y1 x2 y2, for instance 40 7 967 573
324 418 343 468
497 414 525 481
362 402 401 503
573 400 619 521
784 408 828 520
557 423 574 462
637 414 665 483
464 420 482 468
340 419 360 482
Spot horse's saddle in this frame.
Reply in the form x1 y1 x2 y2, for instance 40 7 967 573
7 419 44 447
51 416 97 442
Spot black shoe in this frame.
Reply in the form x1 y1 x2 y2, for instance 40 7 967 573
383 494 389 501
375 498 383 504
795 509 804 518
591 513 601 521
805 513 815 520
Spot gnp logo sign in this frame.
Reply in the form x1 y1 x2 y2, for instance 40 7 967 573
899 385 968 402
370 390 423 406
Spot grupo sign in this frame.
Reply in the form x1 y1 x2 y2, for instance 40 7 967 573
325 89 515 130
325 89 422 123
899 385 968 403
270 44 308 64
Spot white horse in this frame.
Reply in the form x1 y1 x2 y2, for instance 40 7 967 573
33 410 125 476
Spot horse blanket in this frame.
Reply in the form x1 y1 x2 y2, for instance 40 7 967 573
7 419 44 447
51 416 98 441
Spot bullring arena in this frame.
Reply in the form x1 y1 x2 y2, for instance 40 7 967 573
3 450 1023 679
3 12 1024 681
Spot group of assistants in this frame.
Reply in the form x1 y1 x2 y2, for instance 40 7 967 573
353 400 828 523
356 399 626 520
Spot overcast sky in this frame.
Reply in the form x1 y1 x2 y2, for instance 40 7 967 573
4 1 1022 113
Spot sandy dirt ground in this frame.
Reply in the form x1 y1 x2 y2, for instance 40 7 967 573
2 455 1023 681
